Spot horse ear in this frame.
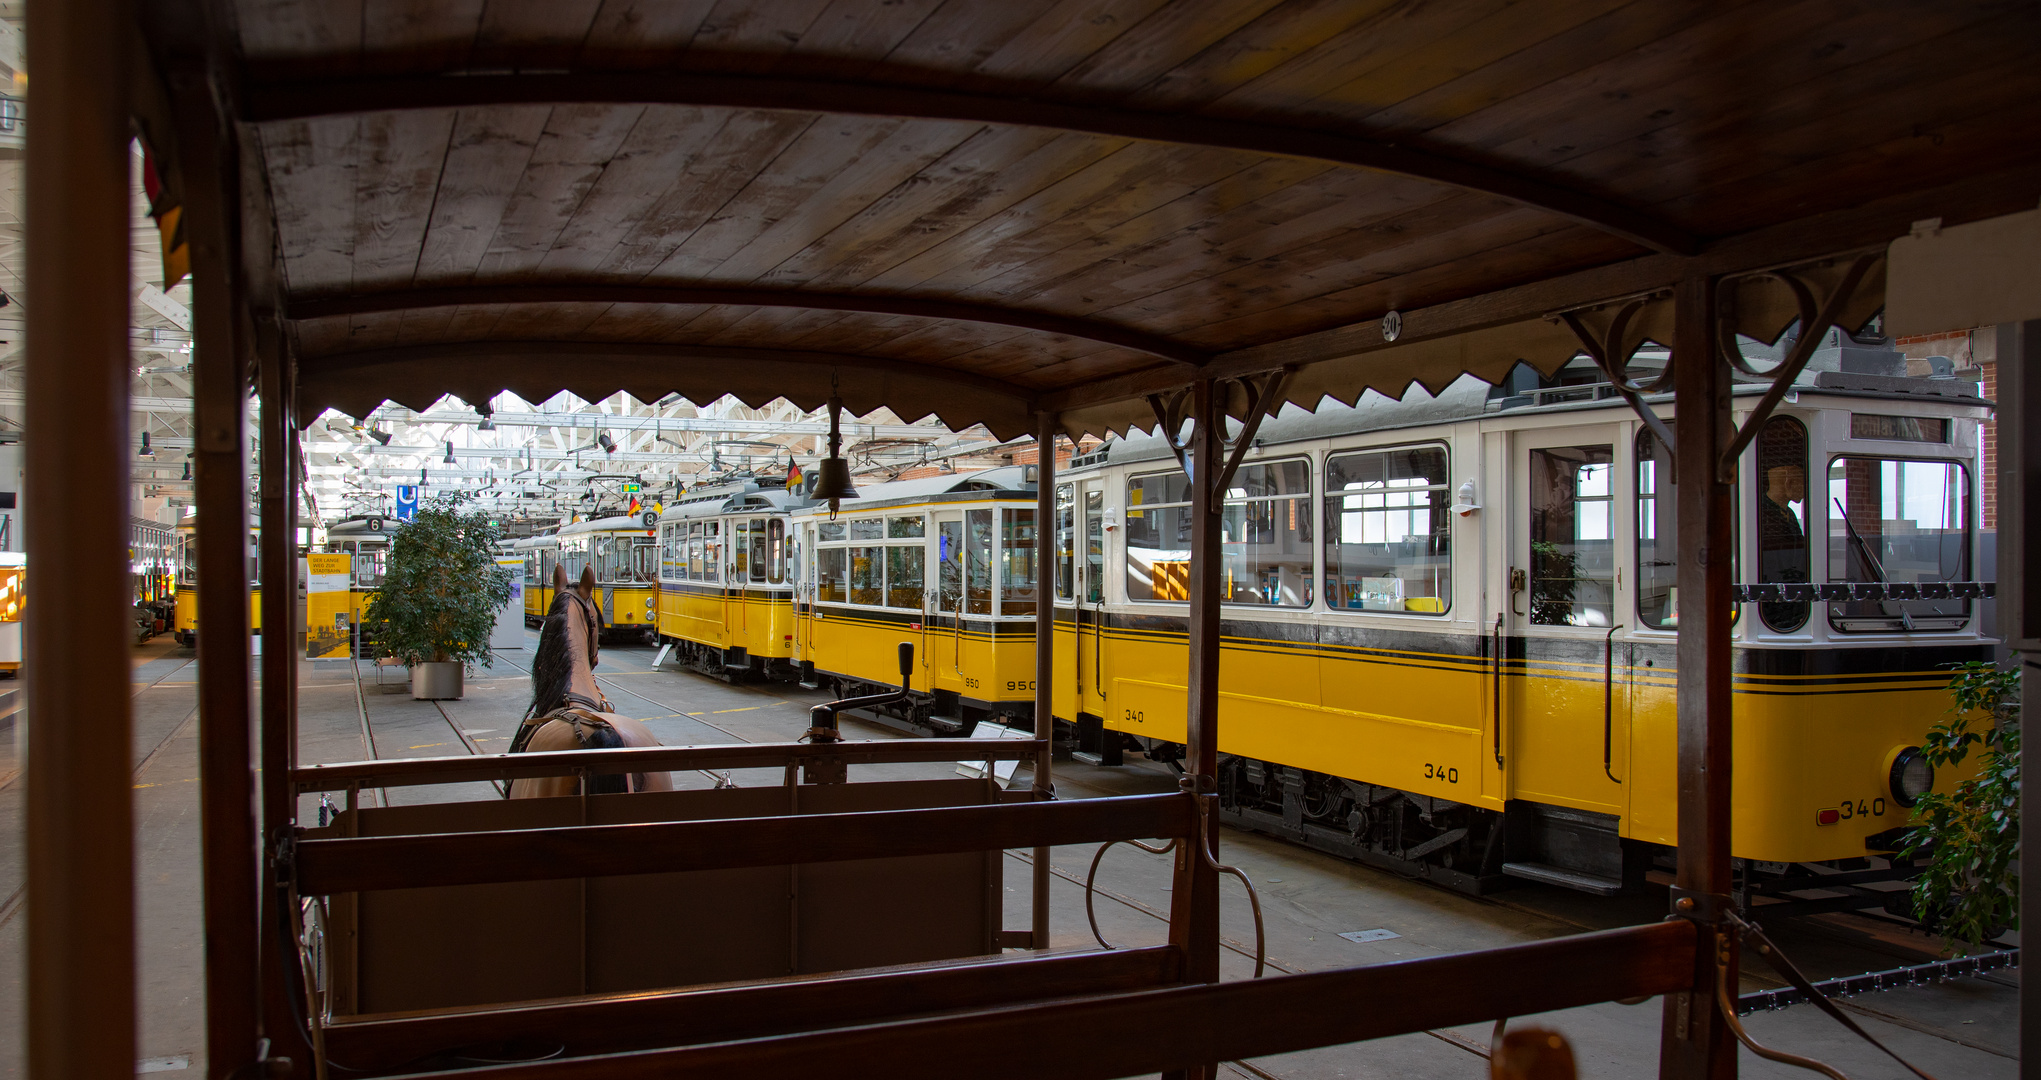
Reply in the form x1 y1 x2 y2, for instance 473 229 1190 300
579 565 597 600
552 563 569 594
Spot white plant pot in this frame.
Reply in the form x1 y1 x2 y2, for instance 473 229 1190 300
410 661 464 700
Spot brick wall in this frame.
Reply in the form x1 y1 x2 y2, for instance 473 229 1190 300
1893 327 1995 529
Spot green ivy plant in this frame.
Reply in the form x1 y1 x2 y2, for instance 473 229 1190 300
364 492 513 667
1898 660 2020 953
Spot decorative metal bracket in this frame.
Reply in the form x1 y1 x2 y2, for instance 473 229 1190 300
1559 295 1676 465
1713 252 1881 483
1145 367 1295 507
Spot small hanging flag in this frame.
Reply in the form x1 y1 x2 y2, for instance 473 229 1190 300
785 461 804 492
141 143 189 288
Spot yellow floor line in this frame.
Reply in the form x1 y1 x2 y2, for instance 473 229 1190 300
133 777 200 790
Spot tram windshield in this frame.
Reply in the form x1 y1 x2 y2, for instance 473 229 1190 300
1826 456 1970 632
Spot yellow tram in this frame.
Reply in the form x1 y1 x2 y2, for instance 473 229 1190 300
516 532 559 624
323 514 391 627
1046 357 1992 899
556 515 661 642
170 515 263 647
788 469 1042 731
653 479 802 679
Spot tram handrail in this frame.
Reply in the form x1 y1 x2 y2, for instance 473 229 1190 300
367 920 1694 1080
295 791 1195 895
289 737 1050 793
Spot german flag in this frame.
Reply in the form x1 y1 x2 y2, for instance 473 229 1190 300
785 461 804 492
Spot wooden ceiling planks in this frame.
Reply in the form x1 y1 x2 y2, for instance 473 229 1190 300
218 0 2041 435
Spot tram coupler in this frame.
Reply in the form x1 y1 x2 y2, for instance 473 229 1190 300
803 641 915 784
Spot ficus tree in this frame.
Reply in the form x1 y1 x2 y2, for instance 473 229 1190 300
1900 660 2020 953
365 492 513 667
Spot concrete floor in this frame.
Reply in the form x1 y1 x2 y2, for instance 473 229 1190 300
0 632 2019 1078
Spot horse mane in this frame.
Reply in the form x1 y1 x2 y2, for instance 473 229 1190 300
526 589 579 720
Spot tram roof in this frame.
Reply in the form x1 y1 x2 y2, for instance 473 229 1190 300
555 515 656 538
140 4 2041 440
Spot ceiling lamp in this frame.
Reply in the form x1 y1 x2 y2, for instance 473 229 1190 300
367 427 393 445
181 461 191 481
477 403 494 431
813 392 859 515
138 431 154 457
597 432 616 454
444 441 457 465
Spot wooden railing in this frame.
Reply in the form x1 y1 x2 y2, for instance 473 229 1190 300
325 946 1185 1073
366 921 1695 1080
294 791 1195 895
290 738 1049 793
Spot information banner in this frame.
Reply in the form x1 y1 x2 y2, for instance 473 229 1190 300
306 552 353 659
491 555 526 650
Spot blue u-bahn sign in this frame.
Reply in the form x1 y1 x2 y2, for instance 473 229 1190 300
393 485 419 521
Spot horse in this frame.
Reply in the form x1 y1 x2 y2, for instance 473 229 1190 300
506 564 673 798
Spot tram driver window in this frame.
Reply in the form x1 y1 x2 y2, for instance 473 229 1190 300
1001 508 1038 616
1324 446 1449 614
1054 484 1075 602
817 547 847 603
1221 460 1311 607
1755 418 1810 632
1530 445 1615 627
1826 457 1970 632
1124 471 1192 602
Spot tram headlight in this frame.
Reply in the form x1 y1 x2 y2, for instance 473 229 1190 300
1887 746 1934 808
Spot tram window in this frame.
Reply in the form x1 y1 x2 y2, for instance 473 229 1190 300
1755 418 1811 632
661 526 681 583
849 546 882 605
966 509 994 615
1085 490 1104 604
1219 459 1311 607
738 516 763 575
888 515 924 538
1826 457 1970 632
1054 484 1075 602
633 539 657 583
1325 446 1450 614
1125 470 1192 601
748 520 768 583
1529 445 1616 627
1635 430 1676 628
767 519 785 584
817 547 848 603
1001 508 1038 617
938 519 964 612
703 522 721 583
886 546 925 609
818 521 846 542
850 518 883 541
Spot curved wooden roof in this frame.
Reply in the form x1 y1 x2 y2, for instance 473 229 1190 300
199 1 2040 437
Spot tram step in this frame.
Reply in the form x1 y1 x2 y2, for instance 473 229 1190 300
1500 861 1624 896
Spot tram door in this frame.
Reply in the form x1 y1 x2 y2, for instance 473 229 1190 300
933 511 967 689
1507 424 1631 823
1077 484 1106 715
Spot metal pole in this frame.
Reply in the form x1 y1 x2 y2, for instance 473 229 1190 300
24 0 136 1075
172 62 263 1077
1031 411 1056 949
1995 321 2038 1077
1660 273 1737 1080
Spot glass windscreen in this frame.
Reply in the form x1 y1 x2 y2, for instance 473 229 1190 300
1635 430 1675 628
966 510 994 615
1530 445 1615 627
1054 484 1075 602
1084 489 1104 604
1325 446 1450 614
938 519 963 613
817 547 847 603
1221 460 1311 607
1125 471 1192 601
1827 457 1970 632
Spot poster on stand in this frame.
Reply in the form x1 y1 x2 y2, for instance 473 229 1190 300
306 552 353 659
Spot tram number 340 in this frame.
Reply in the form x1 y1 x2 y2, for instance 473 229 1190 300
1424 763 1460 784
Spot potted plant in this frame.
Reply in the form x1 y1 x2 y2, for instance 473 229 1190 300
364 492 513 699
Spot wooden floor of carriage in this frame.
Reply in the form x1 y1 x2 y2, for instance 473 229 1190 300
0 635 2017 1078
